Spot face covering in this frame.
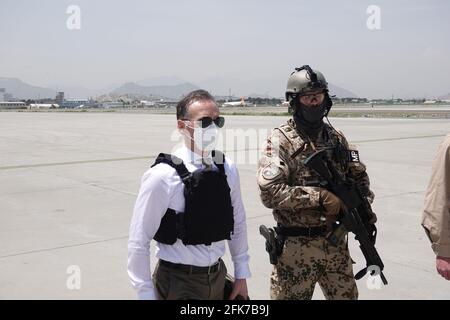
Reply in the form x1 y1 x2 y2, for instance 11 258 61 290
299 102 327 124
184 123 220 152
292 100 328 138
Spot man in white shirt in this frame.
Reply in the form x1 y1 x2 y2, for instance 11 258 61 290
127 89 251 299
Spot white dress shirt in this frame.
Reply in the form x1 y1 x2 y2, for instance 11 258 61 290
127 145 251 300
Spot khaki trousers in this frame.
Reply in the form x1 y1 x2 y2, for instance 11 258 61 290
154 259 227 300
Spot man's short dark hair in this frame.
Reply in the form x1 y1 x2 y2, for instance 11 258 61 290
176 89 216 120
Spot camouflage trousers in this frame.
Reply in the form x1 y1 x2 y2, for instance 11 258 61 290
270 236 358 300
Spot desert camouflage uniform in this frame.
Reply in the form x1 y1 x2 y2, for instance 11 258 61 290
257 118 374 300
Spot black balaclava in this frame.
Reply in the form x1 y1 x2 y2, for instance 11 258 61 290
292 96 328 138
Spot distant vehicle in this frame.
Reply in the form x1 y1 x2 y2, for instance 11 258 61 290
140 100 155 107
29 103 59 109
0 101 27 109
223 97 247 107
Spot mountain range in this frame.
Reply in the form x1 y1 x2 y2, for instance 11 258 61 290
111 82 200 100
0 77 56 100
2 76 447 101
439 93 450 100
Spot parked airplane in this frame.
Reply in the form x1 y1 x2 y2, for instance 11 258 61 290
222 97 247 107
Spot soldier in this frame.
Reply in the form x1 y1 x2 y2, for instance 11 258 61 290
257 65 376 300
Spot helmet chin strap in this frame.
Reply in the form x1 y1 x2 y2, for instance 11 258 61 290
323 91 333 116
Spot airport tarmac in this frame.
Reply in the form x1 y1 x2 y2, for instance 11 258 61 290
1 112 449 299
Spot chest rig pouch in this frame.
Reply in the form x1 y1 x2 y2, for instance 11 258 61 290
151 151 234 246
278 121 350 188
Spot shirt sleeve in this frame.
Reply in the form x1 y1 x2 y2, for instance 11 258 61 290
422 134 450 257
127 165 172 300
226 160 251 280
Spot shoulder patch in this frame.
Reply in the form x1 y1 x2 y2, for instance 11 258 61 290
348 150 360 163
262 163 282 180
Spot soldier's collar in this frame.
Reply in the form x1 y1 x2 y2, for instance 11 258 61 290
289 118 323 146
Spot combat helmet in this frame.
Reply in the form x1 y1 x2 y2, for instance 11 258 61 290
285 65 329 101
285 65 332 115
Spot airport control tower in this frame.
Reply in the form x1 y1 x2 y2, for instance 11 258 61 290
55 92 64 105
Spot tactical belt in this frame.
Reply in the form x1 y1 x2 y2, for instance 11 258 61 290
276 225 327 238
160 259 221 274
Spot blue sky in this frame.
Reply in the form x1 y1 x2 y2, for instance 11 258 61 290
1 0 449 98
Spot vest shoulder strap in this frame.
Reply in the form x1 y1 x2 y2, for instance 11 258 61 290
151 153 190 182
276 121 307 159
324 124 345 147
212 150 226 175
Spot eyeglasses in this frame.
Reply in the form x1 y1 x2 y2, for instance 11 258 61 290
299 92 325 104
182 116 225 128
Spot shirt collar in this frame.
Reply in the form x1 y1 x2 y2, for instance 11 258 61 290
174 145 213 166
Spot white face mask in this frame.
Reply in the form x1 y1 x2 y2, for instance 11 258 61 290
184 122 220 152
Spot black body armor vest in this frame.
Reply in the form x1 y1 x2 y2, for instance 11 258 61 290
152 151 234 246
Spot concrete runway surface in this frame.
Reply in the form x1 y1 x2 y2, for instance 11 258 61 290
1 112 449 299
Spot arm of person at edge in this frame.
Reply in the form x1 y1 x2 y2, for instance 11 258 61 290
226 160 251 299
422 134 450 281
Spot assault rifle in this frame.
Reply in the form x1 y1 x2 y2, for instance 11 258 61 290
304 148 388 285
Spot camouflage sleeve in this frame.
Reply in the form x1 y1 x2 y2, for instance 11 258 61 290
257 129 322 210
338 132 375 204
